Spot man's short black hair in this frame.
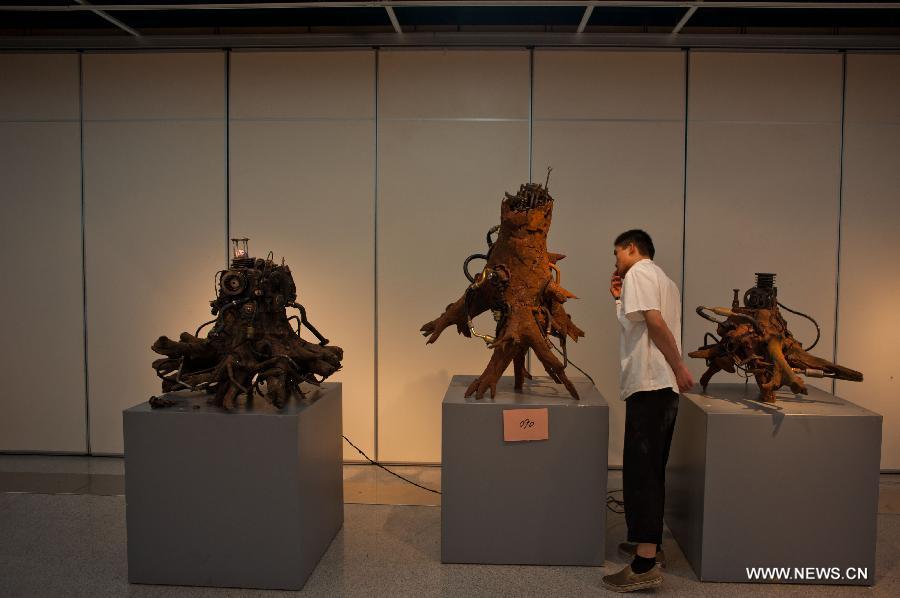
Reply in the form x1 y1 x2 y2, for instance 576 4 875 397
614 229 655 259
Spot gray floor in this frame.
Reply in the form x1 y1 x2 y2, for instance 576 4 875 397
0 455 444 506
1 456 898 597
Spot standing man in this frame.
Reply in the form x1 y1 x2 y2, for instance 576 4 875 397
601 229 694 593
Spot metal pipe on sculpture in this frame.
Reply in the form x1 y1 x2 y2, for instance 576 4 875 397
688 272 862 403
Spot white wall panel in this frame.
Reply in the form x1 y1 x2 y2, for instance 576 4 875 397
689 52 842 124
378 50 529 463
684 52 843 395
532 50 685 468
378 50 529 120
83 53 225 454
229 50 375 461
0 55 85 451
230 50 374 120
0 54 80 121
534 50 685 121
83 53 225 121
837 54 900 470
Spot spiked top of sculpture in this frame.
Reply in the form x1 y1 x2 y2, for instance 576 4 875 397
420 178 585 400
149 239 343 410
688 273 862 403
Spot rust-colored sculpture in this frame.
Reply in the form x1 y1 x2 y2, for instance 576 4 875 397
689 273 862 403
150 239 343 410
420 177 585 399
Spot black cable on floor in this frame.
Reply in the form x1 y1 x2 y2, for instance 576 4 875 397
607 488 626 514
343 442 627 510
343 435 442 495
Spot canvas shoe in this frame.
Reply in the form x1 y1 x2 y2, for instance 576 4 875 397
601 563 663 593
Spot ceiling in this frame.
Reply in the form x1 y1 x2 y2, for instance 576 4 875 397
2 1 900 50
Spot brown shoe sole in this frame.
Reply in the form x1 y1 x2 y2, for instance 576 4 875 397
601 575 663 593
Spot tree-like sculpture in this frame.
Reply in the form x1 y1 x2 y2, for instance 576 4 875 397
689 273 862 403
420 179 584 399
150 239 343 410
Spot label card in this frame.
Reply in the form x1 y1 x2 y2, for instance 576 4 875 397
502 408 549 442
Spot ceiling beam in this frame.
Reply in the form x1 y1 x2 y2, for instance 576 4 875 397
673 6 699 34
74 0 141 36
3 32 899 51
385 6 403 33
3 3 900 13
577 6 594 34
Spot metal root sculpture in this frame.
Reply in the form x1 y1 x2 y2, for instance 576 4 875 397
420 175 585 400
150 238 343 409
688 272 862 403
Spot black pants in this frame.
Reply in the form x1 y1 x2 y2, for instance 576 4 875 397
623 387 679 545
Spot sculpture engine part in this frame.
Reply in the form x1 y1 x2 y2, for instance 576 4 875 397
149 239 343 410
688 272 862 403
420 176 585 400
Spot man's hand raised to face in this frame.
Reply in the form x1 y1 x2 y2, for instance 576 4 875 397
610 271 623 300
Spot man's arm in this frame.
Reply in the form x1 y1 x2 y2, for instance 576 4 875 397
609 271 623 300
644 309 695 392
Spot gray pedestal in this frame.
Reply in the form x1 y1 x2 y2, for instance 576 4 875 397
441 375 608 566
665 383 881 585
123 383 343 590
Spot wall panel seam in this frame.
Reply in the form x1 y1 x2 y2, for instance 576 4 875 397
833 50 848 394
79 50 91 455
230 116 374 123
0 119 79 124
527 47 534 374
83 117 224 123
686 119 841 126
844 120 900 126
534 117 683 123
379 117 527 123
225 50 231 268
528 48 534 185
681 49 690 348
373 47 380 462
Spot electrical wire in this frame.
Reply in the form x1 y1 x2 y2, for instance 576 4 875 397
547 337 596 387
777 301 821 351
344 434 629 512
544 338 631 515
607 488 625 514
342 435 442 495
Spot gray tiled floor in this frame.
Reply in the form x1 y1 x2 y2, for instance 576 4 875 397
3 456 899 514
1 493 898 597
1 456 898 596
0 456 443 505
0 454 125 475
343 463 442 506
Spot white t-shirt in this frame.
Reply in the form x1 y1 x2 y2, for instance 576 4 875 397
615 258 682 400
